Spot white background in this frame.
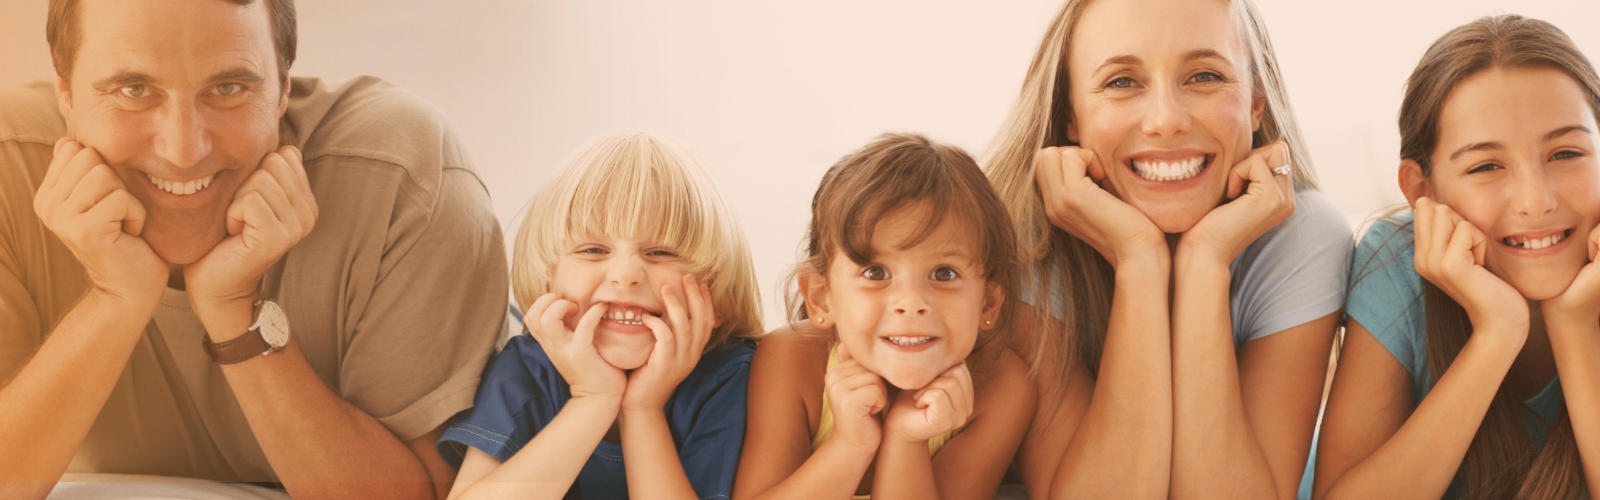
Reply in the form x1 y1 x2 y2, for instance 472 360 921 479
3 0 1598 329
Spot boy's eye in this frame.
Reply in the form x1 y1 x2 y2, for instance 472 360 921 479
647 249 678 258
930 266 959 282
861 265 889 281
1467 162 1503 174
577 246 607 254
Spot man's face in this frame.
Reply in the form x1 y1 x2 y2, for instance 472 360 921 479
59 0 287 265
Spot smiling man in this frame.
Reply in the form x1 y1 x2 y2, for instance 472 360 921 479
0 0 507 498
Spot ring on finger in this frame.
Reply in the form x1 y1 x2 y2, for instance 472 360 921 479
1271 164 1291 176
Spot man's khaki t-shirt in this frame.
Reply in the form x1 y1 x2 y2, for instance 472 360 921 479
0 76 508 482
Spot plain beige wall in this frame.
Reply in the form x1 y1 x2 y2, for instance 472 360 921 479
3 0 1598 329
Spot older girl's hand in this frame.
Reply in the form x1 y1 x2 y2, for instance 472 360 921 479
1181 142 1296 265
1542 222 1600 333
526 294 628 400
1034 146 1165 268
1412 198 1529 337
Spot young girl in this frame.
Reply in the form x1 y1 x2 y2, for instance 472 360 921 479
733 133 1035 500
1312 15 1600 500
437 130 765 500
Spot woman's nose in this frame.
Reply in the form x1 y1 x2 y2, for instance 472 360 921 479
1141 86 1193 139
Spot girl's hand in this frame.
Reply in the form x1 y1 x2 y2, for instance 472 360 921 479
1412 198 1529 335
622 275 716 413
1034 146 1165 268
1542 222 1600 332
1182 142 1296 264
825 341 888 453
883 362 974 445
526 294 627 400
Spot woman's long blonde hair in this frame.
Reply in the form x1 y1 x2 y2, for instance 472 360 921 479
512 130 764 348
982 0 1319 389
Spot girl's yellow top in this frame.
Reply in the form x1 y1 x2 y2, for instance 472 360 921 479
808 346 953 499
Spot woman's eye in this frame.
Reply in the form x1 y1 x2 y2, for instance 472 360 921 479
1467 163 1503 174
1106 77 1135 89
119 85 149 98
1191 72 1222 83
861 265 889 281
930 266 959 282
214 83 241 96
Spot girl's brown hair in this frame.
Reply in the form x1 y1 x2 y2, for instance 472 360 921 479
1398 14 1600 500
788 133 1020 370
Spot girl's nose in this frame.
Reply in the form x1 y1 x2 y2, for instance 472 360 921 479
1511 165 1559 218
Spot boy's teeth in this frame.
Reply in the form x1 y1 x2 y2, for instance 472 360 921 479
601 305 650 325
147 173 216 195
885 336 933 347
1131 156 1206 182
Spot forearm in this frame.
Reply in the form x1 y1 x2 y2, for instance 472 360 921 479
1320 332 1522 500
0 290 151 484
872 438 939 500
748 439 875 500
451 395 619 500
1547 321 1600 491
221 339 436 500
1051 255 1172 500
1169 250 1276 500
620 408 698 500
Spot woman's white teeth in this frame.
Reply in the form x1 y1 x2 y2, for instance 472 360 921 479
1132 156 1206 182
602 306 651 325
147 173 215 195
1503 231 1568 250
886 336 933 347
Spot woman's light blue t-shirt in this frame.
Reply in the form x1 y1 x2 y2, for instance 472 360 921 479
1297 212 1563 500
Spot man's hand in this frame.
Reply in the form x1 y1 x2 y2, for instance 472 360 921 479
186 146 319 340
32 139 168 314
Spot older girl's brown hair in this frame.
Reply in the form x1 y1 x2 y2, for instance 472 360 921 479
788 133 1020 369
1398 14 1600 500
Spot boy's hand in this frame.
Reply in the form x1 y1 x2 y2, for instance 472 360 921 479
883 362 974 444
526 294 627 400
622 275 716 413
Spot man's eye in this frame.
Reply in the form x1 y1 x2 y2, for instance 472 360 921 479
214 83 241 96
861 265 889 281
930 266 959 282
120 85 149 98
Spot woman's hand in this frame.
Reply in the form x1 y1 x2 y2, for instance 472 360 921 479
1034 146 1166 268
622 275 716 413
882 362 975 445
1412 198 1529 336
824 341 888 454
1181 141 1296 264
1542 222 1600 332
526 294 628 400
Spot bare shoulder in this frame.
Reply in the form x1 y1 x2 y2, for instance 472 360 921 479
748 323 833 433
975 348 1034 407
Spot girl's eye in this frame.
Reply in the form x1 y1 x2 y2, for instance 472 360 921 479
930 266 959 282
214 83 241 96
1551 150 1585 161
120 85 150 99
1191 72 1222 83
1106 77 1135 89
1467 163 1503 174
861 265 889 281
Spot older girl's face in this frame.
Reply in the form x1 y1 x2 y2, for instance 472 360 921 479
1421 67 1600 300
1066 0 1264 233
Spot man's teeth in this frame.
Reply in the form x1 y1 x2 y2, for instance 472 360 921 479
1131 156 1206 182
1503 231 1569 250
147 173 216 195
885 336 934 347
601 306 652 325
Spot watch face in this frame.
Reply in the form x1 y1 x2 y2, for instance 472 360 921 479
258 301 291 347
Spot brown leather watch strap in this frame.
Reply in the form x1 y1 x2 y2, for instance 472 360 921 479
203 327 271 365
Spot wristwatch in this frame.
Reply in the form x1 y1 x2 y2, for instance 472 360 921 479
202 300 291 364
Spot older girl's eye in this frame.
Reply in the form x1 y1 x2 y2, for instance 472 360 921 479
930 266 959 282
1106 77 1135 89
1467 163 1503 174
120 85 149 98
1551 150 1585 161
214 83 241 96
861 265 889 281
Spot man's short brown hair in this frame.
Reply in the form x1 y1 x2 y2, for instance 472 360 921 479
46 0 297 85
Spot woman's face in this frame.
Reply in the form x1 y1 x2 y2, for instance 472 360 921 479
1066 0 1264 233
1419 67 1600 300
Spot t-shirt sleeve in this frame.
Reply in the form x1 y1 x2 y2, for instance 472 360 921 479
0 83 69 386
1344 213 1427 380
436 335 567 469
668 342 755 500
1231 189 1355 345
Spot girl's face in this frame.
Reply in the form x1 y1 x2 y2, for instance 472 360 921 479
1066 0 1264 233
553 234 695 370
1412 67 1600 300
809 203 1004 390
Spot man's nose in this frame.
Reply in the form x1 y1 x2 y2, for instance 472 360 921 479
151 99 213 169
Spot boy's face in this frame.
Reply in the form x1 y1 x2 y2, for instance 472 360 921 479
813 203 1003 390
552 234 694 370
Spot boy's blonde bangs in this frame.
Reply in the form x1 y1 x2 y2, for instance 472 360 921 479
513 131 763 347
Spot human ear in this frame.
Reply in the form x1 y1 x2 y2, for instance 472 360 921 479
1399 159 1431 208
1065 117 1080 145
277 72 291 118
799 273 832 328
1250 83 1267 133
979 282 1005 331
55 76 72 122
